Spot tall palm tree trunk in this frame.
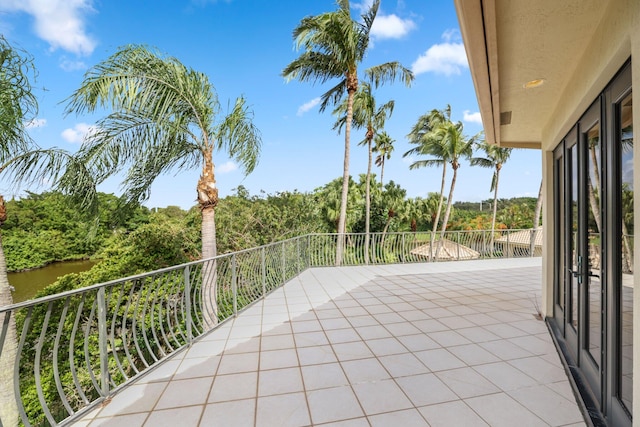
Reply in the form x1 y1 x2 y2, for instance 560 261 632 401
533 180 543 229
530 180 543 256
432 163 447 235
437 165 458 258
198 152 219 328
365 139 372 264
380 158 385 186
431 163 447 258
490 167 500 251
0 198 19 426
622 221 633 273
587 176 602 232
336 80 357 266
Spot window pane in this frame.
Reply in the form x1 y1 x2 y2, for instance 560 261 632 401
619 92 633 414
587 122 601 366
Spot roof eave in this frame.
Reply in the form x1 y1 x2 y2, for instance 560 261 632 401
454 0 500 145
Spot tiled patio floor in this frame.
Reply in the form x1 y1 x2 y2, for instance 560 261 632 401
73 258 586 427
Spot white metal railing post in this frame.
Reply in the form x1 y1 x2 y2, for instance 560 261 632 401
483 230 487 258
232 254 238 316
281 241 286 285
297 238 301 273
184 265 193 344
97 288 109 397
261 247 266 296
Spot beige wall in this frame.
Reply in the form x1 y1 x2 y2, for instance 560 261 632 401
541 0 637 150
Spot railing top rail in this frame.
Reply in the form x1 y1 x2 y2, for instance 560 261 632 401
1 234 307 313
2 229 542 313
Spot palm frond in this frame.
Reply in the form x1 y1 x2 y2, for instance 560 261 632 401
365 62 414 89
215 96 262 174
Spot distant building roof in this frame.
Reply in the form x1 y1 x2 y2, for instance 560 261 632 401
495 228 543 247
410 238 480 260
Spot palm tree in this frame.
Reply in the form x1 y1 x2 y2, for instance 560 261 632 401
282 0 413 264
373 131 394 185
470 141 512 250
0 34 37 427
316 177 362 233
0 37 95 427
435 121 477 236
65 45 261 326
531 180 543 255
334 82 393 264
66 46 261 260
404 106 452 236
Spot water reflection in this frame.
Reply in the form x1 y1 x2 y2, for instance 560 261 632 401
8 259 96 303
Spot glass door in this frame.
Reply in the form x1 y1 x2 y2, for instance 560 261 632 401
578 99 603 399
552 61 632 426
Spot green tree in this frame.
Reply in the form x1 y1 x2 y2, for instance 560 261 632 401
373 131 394 185
282 0 413 264
65 45 261 326
380 180 406 236
65 45 261 262
435 120 477 235
334 82 393 263
0 34 38 427
404 107 452 235
315 177 363 233
470 141 511 248
0 36 94 427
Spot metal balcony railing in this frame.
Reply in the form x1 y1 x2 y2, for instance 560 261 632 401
0 229 543 426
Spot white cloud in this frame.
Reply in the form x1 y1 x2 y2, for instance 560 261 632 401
218 161 238 174
61 122 95 144
59 57 87 71
402 155 416 165
412 30 468 76
412 42 468 76
297 97 321 116
0 0 96 56
350 0 374 14
441 29 461 42
25 118 47 129
463 110 482 124
371 14 416 40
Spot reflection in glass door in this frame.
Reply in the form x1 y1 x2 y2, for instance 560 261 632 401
552 62 632 425
618 91 633 415
586 120 602 367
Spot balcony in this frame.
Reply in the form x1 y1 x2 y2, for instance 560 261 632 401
0 231 585 426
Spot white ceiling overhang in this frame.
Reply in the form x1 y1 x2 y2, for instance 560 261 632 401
454 0 610 148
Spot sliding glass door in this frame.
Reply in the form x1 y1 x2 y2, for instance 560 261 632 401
552 62 632 425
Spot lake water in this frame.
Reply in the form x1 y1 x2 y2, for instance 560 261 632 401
8 259 97 303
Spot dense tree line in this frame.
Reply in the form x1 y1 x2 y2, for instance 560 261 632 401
8 186 539 282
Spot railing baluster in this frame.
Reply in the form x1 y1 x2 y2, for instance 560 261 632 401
261 247 266 297
35 302 57 426
232 254 238 316
53 297 74 416
185 265 193 344
281 242 286 285
97 288 109 397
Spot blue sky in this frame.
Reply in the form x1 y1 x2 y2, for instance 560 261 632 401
1 0 541 210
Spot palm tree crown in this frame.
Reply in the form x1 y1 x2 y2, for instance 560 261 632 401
373 131 394 185
283 0 413 264
471 141 512 247
65 45 262 259
404 106 452 234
